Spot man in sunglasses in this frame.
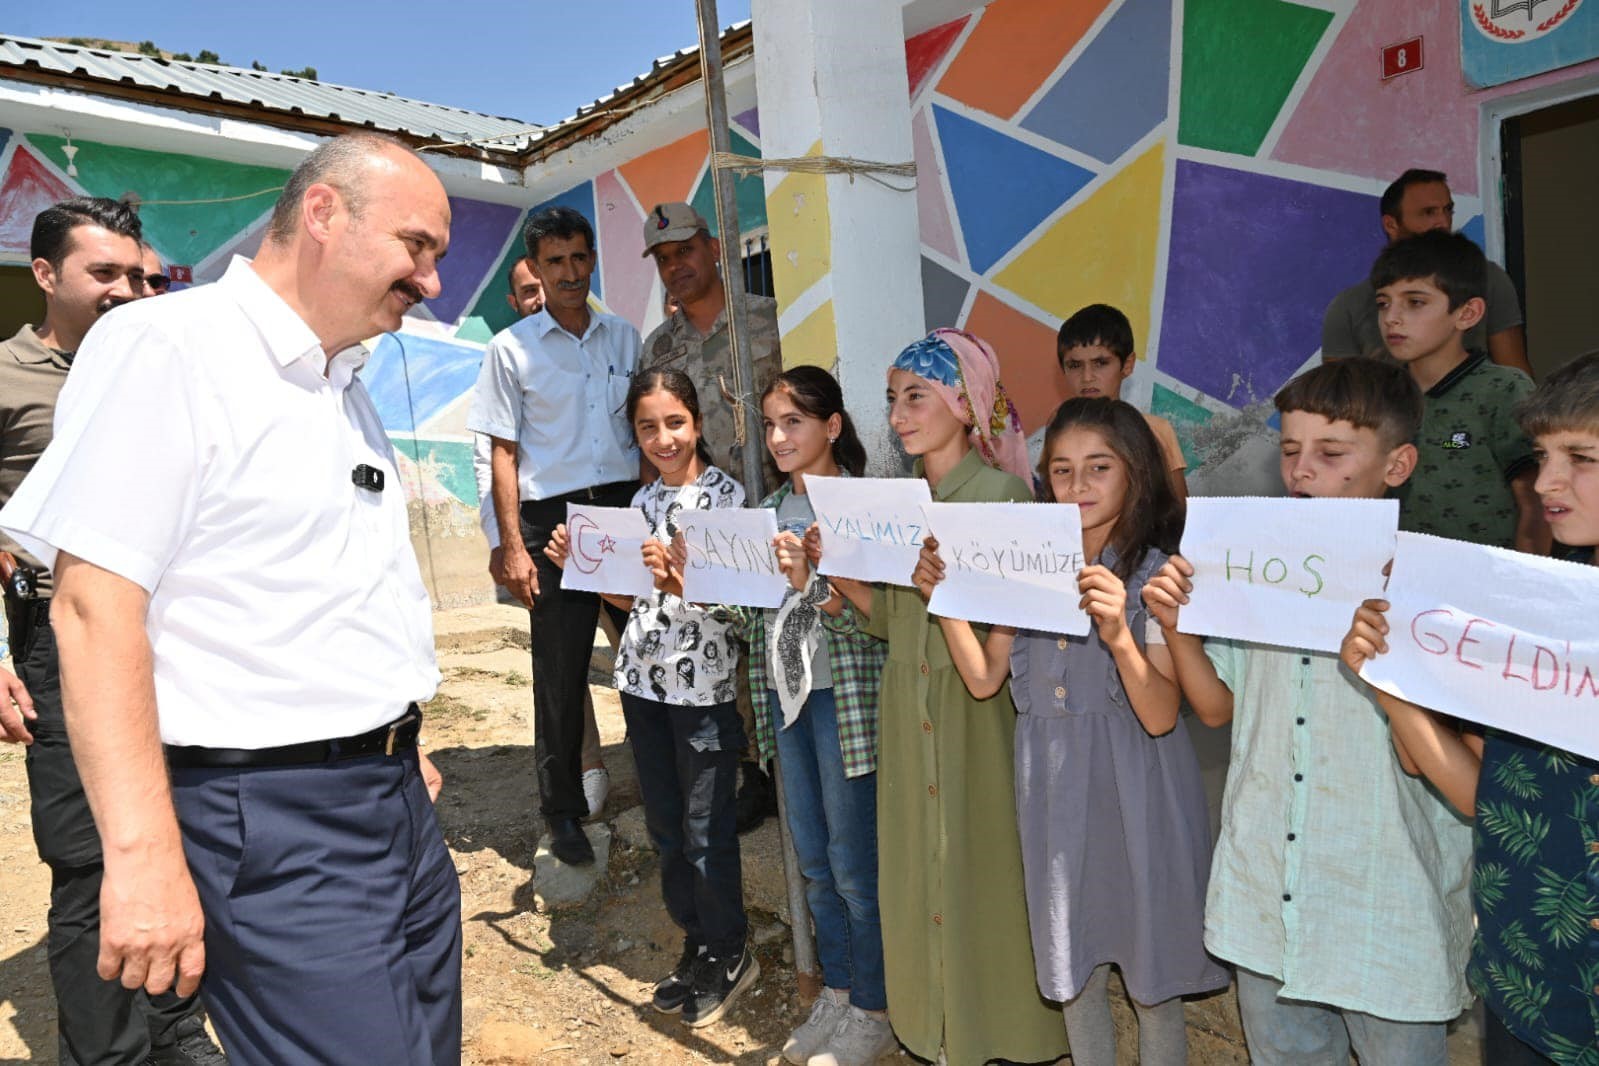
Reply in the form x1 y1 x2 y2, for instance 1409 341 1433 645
140 242 170 296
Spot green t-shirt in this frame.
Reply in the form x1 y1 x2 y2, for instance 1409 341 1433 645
1397 354 1536 548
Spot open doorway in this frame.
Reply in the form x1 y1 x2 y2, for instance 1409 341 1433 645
1500 92 1599 380
0 265 44 340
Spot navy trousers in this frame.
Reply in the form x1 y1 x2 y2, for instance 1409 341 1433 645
171 747 461 1066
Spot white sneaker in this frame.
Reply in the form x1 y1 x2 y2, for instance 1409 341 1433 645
807 1005 898 1066
783 987 849 1064
582 767 609 819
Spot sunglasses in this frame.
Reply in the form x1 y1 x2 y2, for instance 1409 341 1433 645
145 274 170 292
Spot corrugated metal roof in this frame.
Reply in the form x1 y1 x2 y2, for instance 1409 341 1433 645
0 34 543 154
565 21 752 125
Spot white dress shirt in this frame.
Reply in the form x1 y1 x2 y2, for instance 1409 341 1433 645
0 257 440 748
467 309 640 503
472 432 499 549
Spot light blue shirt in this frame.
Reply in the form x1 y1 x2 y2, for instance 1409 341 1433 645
1202 639 1475 1021
467 308 640 503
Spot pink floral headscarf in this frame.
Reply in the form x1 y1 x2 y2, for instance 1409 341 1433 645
889 328 1030 483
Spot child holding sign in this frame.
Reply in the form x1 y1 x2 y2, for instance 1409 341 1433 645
817 330 1066 1066
1342 350 1599 1066
545 370 756 1029
1143 358 1474 1063
916 396 1222 1066
690 367 893 1066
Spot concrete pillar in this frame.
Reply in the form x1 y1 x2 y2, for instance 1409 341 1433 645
752 0 925 473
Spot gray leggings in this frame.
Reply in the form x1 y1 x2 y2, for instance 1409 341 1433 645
1061 963 1188 1066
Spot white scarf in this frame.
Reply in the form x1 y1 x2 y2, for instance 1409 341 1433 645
768 569 832 728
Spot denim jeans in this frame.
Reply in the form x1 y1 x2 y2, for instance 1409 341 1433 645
769 687 886 1011
621 694 748 956
1235 968 1448 1066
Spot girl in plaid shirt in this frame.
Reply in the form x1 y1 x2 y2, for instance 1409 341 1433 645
687 367 892 1065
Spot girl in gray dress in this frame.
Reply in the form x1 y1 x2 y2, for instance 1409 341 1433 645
915 398 1226 1065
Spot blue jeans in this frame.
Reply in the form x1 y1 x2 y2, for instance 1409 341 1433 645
621 694 748 956
769 688 886 1011
1235 968 1448 1066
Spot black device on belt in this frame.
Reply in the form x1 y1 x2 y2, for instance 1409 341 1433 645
165 706 422 769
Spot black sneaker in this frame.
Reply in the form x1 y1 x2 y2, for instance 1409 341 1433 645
146 1013 228 1065
735 761 777 834
682 943 760 1029
652 942 706 1015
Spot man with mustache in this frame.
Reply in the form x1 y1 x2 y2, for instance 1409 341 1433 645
474 254 614 820
640 203 783 832
469 206 642 866
1 134 459 1063
0 197 225 1065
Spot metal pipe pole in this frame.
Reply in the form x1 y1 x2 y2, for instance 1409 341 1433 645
692 0 822 1002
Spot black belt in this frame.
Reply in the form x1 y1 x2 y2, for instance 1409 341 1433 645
165 706 422 770
522 479 635 510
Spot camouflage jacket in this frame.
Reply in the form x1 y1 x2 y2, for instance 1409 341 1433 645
642 291 782 493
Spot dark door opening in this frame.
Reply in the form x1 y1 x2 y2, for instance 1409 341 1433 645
1500 93 1599 380
0 265 44 340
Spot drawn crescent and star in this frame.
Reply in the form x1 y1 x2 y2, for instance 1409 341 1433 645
570 513 604 573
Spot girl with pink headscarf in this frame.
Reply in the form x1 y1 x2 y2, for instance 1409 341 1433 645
819 330 1067 1065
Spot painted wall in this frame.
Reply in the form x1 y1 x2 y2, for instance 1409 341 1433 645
0 126 521 606
6 0 1596 605
891 0 1599 492
509 0 1599 497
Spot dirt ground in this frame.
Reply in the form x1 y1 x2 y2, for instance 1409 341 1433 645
0 604 1474 1064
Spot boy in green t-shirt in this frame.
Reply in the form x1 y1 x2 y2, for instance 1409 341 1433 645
1369 230 1548 552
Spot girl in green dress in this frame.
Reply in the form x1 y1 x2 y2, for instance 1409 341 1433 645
818 330 1068 1065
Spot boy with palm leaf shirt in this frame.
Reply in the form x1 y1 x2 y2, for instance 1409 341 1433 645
1343 351 1599 1064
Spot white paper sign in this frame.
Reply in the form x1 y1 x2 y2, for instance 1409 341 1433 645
807 475 933 586
1178 497 1398 653
1360 532 1599 760
922 502 1090 635
679 508 788 609
562 504 654 598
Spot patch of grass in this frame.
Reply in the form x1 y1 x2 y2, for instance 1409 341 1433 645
504 671 529 688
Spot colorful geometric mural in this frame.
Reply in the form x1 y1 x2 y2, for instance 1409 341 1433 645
10 0 1598 539
932 105 1095 274
426 197 522 326
861 0 1598 487
0 144 75 261
1158 161 1378 405
27 134 289 267
1178 0 1333 156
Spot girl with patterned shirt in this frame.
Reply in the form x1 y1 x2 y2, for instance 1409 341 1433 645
545 369 756 1030
676 366 891 1066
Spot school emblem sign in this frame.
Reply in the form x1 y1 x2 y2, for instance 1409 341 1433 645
1472 0 1583 42
1463 0 1599 85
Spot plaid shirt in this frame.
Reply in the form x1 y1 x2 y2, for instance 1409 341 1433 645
730 481 886 778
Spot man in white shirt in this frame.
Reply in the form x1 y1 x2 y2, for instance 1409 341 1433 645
0 132 461 1064
474 255 615 821
468 206 640 867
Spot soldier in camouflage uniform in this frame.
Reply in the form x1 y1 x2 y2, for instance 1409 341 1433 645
641 202 784 830
640 203 783 490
